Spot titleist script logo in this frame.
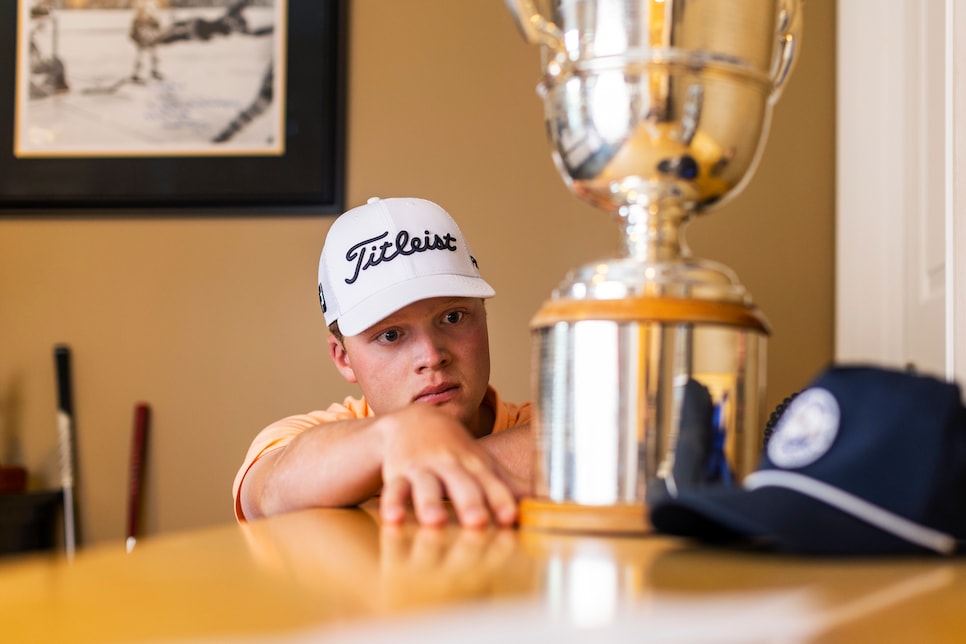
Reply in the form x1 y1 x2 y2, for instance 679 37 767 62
344 229 459 284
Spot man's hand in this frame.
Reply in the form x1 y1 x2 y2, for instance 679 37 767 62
378 405 527 528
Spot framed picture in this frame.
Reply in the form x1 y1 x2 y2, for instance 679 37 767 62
0 0 345 212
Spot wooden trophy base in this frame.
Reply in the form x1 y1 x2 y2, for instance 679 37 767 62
518 498 652 536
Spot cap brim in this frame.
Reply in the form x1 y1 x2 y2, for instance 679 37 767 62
336 274 495 337
650 485 939 556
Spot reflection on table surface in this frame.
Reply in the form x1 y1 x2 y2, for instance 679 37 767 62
2 502 966 643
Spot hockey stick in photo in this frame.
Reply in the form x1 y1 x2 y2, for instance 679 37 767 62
79 76 130 96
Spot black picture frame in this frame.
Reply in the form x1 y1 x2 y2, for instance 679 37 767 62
0 0 346 214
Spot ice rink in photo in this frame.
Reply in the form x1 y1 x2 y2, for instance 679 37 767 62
17 1 282 157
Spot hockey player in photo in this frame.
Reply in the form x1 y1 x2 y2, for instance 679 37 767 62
129 0 164 83
28 0 69 98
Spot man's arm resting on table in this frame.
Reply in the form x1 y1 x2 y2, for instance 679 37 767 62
240 415 385 521
239 406 530 528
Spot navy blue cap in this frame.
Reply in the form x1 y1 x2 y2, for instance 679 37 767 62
649 366 966 555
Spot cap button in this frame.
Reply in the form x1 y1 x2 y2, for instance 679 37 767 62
367 197 381 204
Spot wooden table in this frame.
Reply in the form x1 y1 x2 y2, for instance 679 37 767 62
2 503 966 642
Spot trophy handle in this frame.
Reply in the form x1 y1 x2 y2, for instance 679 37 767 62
771 0 804 97
504 0 570 76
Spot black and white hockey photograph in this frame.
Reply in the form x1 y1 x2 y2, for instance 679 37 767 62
16 0 284 158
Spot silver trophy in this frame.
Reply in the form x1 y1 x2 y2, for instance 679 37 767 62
507 0 803 533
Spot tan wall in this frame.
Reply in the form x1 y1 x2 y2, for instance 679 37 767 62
0 0 835 545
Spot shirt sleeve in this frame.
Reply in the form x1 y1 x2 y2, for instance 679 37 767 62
231 397 371 521
487 387 533 433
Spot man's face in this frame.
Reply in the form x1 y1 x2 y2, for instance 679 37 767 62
330 297 491 430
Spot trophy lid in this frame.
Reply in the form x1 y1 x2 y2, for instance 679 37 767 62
557 256 750 302
538 256 770 333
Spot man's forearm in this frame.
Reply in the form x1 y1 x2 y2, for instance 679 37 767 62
241 419 385 519
479 423 533 492
241 413 533 524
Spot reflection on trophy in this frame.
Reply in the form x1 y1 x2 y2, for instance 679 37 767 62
507 0 803 533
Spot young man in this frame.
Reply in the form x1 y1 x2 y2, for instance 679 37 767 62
233 197 532 528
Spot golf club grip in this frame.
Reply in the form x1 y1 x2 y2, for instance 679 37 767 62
127 403 150 542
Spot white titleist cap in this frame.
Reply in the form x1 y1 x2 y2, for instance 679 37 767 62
318 197 495 337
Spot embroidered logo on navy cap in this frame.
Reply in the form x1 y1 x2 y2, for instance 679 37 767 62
768 387 840 469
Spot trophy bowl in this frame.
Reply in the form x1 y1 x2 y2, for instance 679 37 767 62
508 0 803 533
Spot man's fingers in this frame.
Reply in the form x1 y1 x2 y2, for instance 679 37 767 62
434 464 491 529
384 463 517 529
408 467 449 527
380 476 412 525
473 470 518 527
458 456 520 527
434 456 519 528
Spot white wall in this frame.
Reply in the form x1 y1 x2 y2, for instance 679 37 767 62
837 0 965 385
